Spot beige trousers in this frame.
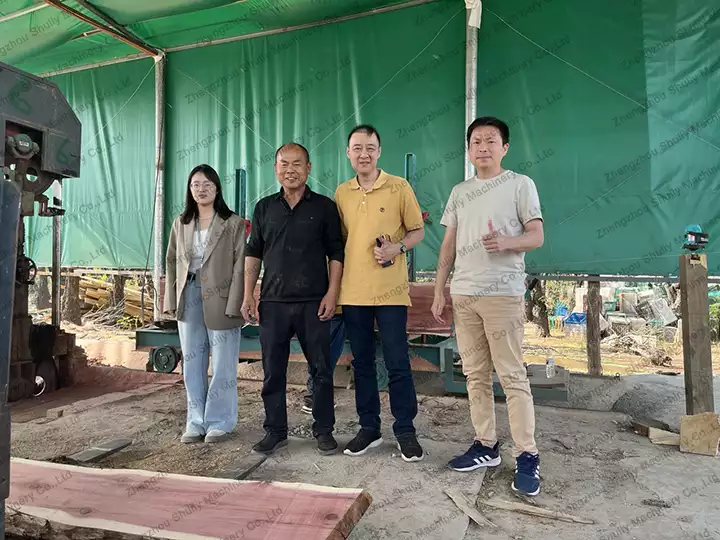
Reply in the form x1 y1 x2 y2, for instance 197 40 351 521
452 294 538 456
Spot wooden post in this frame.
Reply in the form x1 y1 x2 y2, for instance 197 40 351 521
679 253 714 415
111 274 127 307
61 276 82 325
586 279 602 375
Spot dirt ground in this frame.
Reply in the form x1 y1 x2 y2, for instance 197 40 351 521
8 318 720 539
10 372 720 540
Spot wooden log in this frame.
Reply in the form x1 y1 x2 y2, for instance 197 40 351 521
7 458 372 540
586 279 602 376
678 253 715 415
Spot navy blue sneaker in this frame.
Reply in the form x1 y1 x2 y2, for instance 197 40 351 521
512 452 541 496
448 441 501 472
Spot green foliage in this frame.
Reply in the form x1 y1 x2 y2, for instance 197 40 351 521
544 280 574 312
117 315 141 330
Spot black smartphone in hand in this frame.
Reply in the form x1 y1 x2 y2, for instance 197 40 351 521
376 235 393 267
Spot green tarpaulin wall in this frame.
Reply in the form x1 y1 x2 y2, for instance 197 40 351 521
14 0 720 276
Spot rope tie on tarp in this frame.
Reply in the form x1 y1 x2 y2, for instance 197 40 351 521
465 0 482 29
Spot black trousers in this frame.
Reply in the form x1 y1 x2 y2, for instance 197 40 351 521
259 300 335 437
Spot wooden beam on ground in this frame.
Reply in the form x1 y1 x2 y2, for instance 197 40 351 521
68 438 133 464
648 428 680 446
6 458 372 540
444 489 497 529
586 279 602 376
215 452 269 480
679 253 715 415
478 498 594 524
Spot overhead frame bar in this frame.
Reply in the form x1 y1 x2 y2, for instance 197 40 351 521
38 0 438 76
74 0 146 45
0 4 48 24
41 0 159 57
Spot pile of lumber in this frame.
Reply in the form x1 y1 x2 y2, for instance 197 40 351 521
79 276 153 320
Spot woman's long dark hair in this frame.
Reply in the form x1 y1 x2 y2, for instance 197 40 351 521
180 164 234 224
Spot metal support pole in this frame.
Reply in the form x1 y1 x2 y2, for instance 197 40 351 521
51 180 62 327
153 54 167 322
0 179 22 540
235 168 247 218
464 9 479 180
404 153 417 282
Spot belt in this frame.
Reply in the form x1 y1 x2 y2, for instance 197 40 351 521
187 272 196 281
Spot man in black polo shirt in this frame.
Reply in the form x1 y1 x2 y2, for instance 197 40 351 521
241 142 344 456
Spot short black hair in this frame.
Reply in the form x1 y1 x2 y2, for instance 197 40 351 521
347 124 381 147
275 142 310 163
466 117 510 146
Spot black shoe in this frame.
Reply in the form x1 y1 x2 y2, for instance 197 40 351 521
396 433 424 463
316 434 338 455
343 429 383 456
252 432 288 455
301 394 313 415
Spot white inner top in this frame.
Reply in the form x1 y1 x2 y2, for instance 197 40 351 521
189 227 209 273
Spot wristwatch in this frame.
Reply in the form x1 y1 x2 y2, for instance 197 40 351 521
399 242 407 254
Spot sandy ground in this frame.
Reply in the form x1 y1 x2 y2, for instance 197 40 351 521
9 374 720 540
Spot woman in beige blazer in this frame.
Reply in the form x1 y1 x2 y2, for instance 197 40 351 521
164 164 246 443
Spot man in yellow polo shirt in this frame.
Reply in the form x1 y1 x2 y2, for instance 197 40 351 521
334 124 426 462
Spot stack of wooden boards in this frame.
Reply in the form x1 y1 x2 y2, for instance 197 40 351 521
6 458 372 540
79 276 153 320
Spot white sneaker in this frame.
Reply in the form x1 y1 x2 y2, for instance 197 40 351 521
204 429 230 443
181 432 203 444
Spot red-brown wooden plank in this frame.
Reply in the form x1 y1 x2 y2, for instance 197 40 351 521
7 458 372 540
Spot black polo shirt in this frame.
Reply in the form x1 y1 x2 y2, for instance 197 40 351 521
246 186 344 302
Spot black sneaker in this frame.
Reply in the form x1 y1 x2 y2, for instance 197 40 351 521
316 434 338 455
301 394 313 415
252 433 288 455
343 429 383 456
396 433 424 462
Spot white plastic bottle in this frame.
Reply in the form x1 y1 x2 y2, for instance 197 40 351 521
546 357 556 378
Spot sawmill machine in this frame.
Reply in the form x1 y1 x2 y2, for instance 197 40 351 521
0 60 81 403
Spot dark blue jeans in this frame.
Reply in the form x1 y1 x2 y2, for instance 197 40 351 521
307 313 346 394
342 305 418 436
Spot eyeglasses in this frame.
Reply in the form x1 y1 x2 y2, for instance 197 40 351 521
190 182 215 190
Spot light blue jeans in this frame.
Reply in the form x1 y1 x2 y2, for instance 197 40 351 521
178 279 241 435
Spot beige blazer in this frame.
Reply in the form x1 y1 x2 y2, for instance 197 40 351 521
163 213 246 330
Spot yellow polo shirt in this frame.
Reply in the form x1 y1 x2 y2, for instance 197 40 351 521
334 169 424 306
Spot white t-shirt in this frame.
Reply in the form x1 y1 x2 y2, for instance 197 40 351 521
189 228 209 273
440 170 543 297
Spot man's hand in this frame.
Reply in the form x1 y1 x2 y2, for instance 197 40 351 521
240 296 259 323
318 290 337 321
482 220 511 253
431 293 446 323
374 236 401 265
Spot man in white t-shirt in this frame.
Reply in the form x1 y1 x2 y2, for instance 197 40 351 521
431 117 544 496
